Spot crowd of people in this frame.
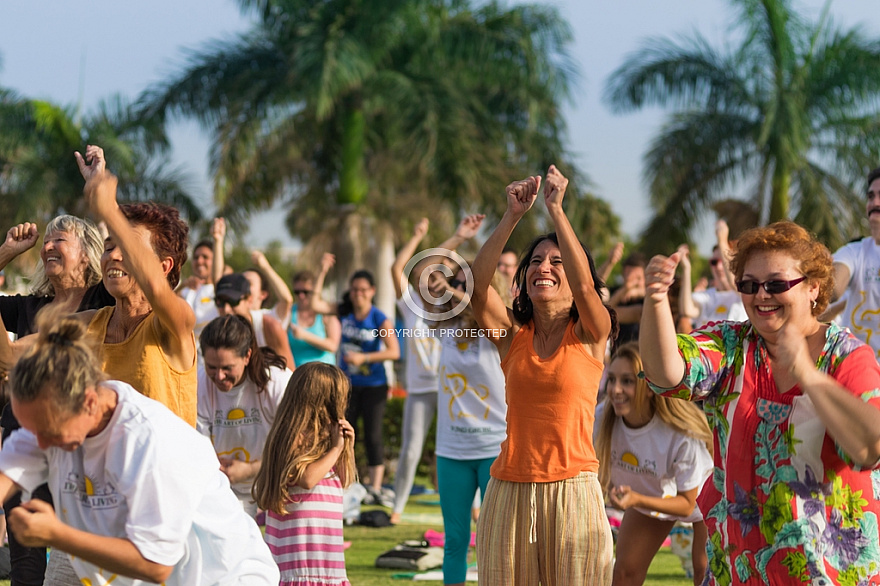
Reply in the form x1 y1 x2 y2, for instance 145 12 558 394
0 145 879 586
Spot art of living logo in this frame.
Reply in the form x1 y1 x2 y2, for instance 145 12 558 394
400 248 473 322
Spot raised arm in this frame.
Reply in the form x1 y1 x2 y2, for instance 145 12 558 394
78 146 195 370
640 251 687 387
297 419 354 490
262 313 295 370
715 220 736 291
251 250 293 323
472 177 539 348
829 262 851 303
309 253 337 315
210 218 226 285
410 214 484 311
544 165 610 350
0 223 40 272
391 218 429 299
597 241 624 286
676 244 701 320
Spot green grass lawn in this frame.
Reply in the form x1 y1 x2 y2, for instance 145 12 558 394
344 494 694 585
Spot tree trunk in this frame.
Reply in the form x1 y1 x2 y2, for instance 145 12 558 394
769 165 791 223
338 107 368 206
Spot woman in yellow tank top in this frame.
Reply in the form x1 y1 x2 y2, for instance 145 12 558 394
76 145 197 426
470 165 618 586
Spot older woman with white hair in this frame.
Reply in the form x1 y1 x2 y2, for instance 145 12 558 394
0 214 114 586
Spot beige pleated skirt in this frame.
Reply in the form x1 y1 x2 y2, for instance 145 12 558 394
476 471 613 586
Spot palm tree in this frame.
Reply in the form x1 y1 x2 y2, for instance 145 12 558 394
140 0 598 304
0 95 202 226
604 0 880 252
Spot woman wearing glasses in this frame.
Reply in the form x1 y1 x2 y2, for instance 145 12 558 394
640 221 880 585
287 253 340 367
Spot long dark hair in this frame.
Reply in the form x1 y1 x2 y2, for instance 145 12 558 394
337 269 375 316
200 315 287 393
512 233 618 341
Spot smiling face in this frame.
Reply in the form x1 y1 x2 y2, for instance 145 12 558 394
12 390 96 451
606 355 651 427
525 239 572 305
191 245 213 281
740 250 818 340
41 229 89 286
203 346 251 392
101 224 158 300
349 277 375 313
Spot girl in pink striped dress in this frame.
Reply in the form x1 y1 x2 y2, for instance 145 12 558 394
252 362 357 586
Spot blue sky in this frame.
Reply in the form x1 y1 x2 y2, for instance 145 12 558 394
2 0 877 253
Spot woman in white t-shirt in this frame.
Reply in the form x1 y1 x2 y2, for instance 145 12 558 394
389 218 441 524
198 314 293 517
419 253 509 586
0 311 279 586
595 343 713 586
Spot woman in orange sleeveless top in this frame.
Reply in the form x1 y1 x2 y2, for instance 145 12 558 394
470 165 618 585
76 145 197 425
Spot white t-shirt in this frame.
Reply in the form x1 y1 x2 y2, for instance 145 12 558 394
691 288 747 329
834 237 880 358
609 414 713 523
180 283 218 338
0 380 279 586
435 334 507 460
197 364 292 511
396 288 440 394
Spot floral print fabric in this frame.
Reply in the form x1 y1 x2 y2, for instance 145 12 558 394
647 321 880 585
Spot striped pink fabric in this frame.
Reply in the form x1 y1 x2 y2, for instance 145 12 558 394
266 474 351 586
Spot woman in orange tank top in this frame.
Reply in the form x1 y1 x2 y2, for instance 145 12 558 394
470 165 618 586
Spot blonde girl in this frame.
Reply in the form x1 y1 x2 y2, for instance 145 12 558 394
596 343 713 586
252 362 357 586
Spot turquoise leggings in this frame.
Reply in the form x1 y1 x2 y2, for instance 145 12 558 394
436 455 495 584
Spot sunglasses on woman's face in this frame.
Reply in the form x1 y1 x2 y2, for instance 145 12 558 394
448 279 466 290
735 276 807 295
215 296 244 308
293 289 313 296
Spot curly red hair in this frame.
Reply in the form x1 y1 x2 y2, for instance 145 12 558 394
120 202 189 289
729 221 833 316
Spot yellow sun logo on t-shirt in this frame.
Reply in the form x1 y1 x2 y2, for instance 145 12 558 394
218 447 251 461
227 408 247 420
80 569 120 585
621 452 639 467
